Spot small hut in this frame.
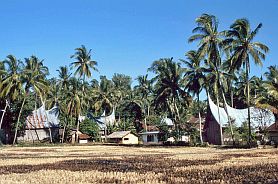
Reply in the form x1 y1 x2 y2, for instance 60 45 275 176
107 131 138 144
78 133 90 144
139 131 160 144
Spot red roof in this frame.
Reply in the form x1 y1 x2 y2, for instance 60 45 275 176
79 134 90 139
142 124 159 131
187 116 205 124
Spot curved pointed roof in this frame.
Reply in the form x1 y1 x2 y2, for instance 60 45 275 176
208 94 275 127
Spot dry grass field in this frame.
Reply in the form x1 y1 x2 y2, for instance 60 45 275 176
0 145 277 184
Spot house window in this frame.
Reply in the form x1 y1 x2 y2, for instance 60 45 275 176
147 135 154 142
124 138 129 140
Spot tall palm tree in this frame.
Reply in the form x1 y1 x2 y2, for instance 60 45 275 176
189 14 225 145
182 50 206 144
224 19 269 144
0 55 25 144
71 45 98 142
11 56 48 144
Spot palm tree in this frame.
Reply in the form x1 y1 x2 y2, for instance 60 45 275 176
57 66 71 91
70 45 98 142
149 58 191 137
189 14 226 145
1 55 24 101
0 55 25 144
263 66 278 102
0 61 8 129
71 45 98 80
182 50 206 144
224 19 269 145
188 14 222 66
134 74 154 131
92 75 114 113
256 65 278 114
11 56 48 144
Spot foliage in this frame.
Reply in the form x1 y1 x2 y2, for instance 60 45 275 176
79 118 100 139
238 121 256 142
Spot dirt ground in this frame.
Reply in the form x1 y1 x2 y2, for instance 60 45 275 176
0 145 277 183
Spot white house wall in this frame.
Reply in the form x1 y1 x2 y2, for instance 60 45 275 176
122 134 138 144
141 134 159 143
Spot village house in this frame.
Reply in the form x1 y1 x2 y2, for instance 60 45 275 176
267 121 278 144
204 94 276 145
107 131 138 144
18 104 59 142
139 131 160 144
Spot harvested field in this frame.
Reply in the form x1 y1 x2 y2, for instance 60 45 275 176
0 145 277 183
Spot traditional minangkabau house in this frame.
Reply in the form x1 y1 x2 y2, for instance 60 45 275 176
204 94 276 145
88 108 116 134
18 104 59 142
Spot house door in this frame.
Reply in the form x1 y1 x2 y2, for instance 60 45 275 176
147 135 154 142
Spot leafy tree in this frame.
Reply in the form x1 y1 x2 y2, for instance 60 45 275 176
80 118 100 139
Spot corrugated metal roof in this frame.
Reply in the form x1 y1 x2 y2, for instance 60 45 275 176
107 131 131 138
161 118 174 126
139 131 160 135
25 104 59 129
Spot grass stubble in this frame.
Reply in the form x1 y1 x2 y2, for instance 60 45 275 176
0 146 277 183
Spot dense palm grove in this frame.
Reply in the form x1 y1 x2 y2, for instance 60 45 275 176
0 14 277 145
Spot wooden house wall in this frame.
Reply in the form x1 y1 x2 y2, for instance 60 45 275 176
204 107 221 145
18 128 59 142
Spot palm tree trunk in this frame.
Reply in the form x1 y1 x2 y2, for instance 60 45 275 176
216 70 224 145
144 117 148 132
246 60 252 146
173 98 180 140
61 117 67 143
76 75 85 143
197 93 203 144
13 96 26 145
221 91 235 145
143 106 148 131
231 87 234 108
76 116 80 143
0 101 8 129
147 105 150 117
216 93 224 145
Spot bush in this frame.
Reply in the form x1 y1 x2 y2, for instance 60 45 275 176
80 119 100 140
